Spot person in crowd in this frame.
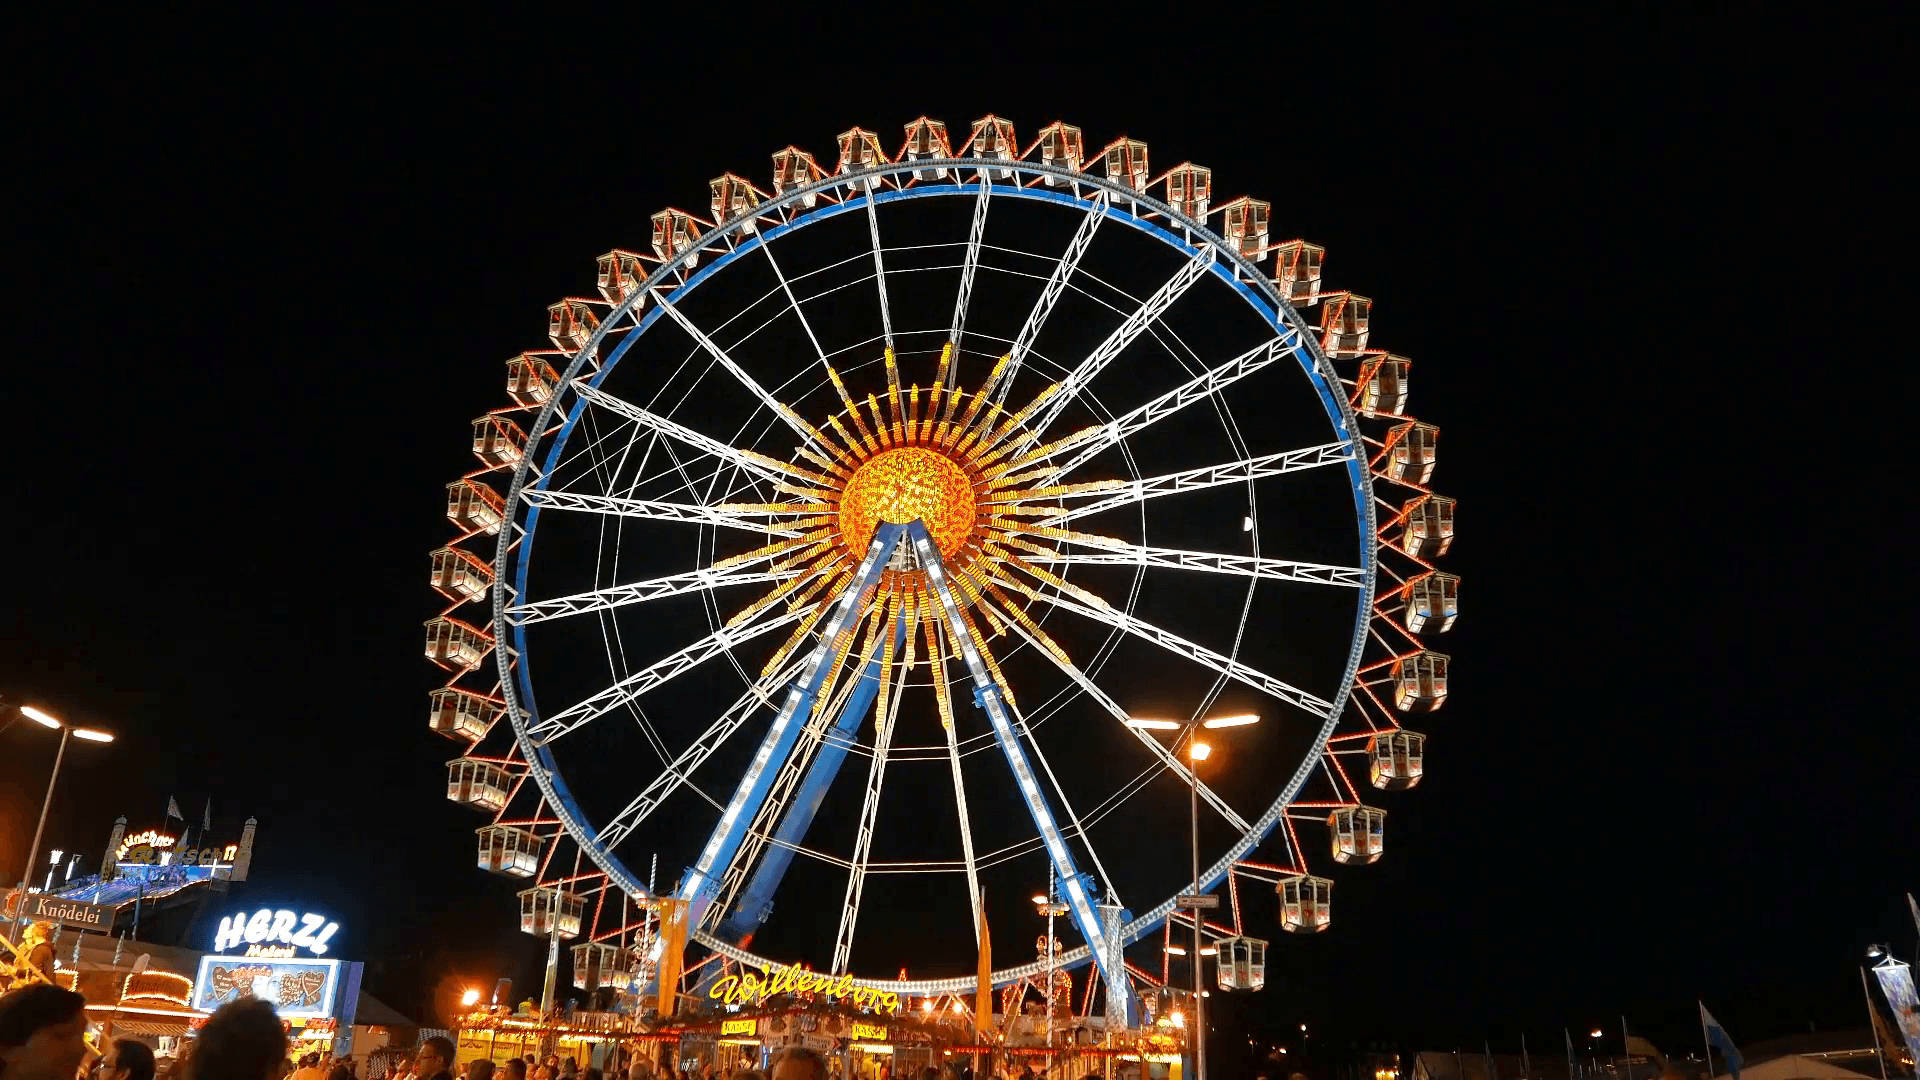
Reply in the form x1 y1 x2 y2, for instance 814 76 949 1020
190 998 288 1080
768 1049 826 1080
465 1062 494 1080
582 1067 600 1080
414 1038 456 1080
0 984 90 1080
293 1053 328 1080
328 1063 355 1080
728 1071 764 1080
502 1059 527 1080
531 1065 551 1080
625 1059 652 1080
96 1037 158 1080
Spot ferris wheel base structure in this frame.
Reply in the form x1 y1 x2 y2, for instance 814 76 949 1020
678 518 1132 1024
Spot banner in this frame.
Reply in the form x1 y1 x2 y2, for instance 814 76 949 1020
1870 959 1920 1065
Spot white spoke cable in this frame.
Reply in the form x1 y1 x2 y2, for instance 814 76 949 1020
572 383 818 487
831 630 909 974
1023 246 1216 437
948 177 992 369
527 608 806 745
1025 541 1363 589
649 288 827 454
1019 585 1337 720
865 196 893 350
595 658 805 848
997 615 1251 833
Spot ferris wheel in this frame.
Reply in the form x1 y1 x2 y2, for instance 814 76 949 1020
425 116 1458 1020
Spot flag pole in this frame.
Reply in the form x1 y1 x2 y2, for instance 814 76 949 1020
1620 1017 1632 1080
1861 967 1889 1080
1521 1032 1531 1080
1697 1001 1715 1080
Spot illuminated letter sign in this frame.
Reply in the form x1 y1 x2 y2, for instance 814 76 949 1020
850 1022 887 1041
707 963 901 1014
214 908 340 956
720 1019 758 1037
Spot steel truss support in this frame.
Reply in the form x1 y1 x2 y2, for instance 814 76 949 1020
1041 441 1354 528
720 617 904 941
1036 333 1301 483
909 524 1129 1015
520 489 805 538
676 524 904 920
507 567 798 625
1025 247 1216 436
1002 192 1109 401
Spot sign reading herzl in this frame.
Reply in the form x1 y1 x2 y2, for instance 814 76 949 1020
23 894 113 929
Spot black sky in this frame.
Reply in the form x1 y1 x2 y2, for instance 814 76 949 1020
4 10 1909 1063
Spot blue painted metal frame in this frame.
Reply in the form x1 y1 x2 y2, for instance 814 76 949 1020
496 162 1375 990
720 615 906 939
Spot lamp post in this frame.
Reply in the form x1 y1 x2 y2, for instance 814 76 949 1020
1126 712 1260 1080
10 704 115 940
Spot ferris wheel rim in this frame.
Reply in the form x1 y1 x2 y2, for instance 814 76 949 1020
489 158 1378 985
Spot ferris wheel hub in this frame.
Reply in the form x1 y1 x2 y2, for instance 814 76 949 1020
836 445 978 558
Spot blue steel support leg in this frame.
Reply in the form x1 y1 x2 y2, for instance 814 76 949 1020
719 615 905 940
677 523 907 926
905 522 1128 1010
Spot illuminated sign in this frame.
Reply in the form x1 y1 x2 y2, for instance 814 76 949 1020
214 909 341 956
708 964 901 1014
850 1022 887 1041
193 955 341 1020
116 830 238 868
719 1019 758 1037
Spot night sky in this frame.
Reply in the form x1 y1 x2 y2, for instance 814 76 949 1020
5 11 1908 1068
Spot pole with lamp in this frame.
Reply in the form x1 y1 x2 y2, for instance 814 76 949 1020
1126 712 1261 1080
9 704 116 943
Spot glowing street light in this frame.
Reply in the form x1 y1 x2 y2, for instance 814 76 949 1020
10 703 116 938
461 989 481 1008
1123 718 1181 730
1201 714 1260 729
1590 1030 1604 1039
1188 741 1212 762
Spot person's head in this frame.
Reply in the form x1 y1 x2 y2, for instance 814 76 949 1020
330 1066 355 1080
768 1048 826 1080
193 998 289 1080
97 1038 158 1080
504 1060 527 1080
532 1067 552 1080
625 1060 653 1080
0 984 90 1080
468 1062 494 1080
415 1038 455 1079
583 1068 600 1080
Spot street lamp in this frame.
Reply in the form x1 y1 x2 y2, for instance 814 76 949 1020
461 988 481 1008
9 704 115 939
1126 711 1261 1080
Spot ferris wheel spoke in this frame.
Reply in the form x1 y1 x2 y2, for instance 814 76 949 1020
594 657 806 849
830 621 910 974
526 608 807 745
997 615 1252 833
506 566 802 626
1022 247 1216 437
518 490 803 537
947 177 992 368
572 383 827 488
864 196 894 350
1030 440 1355 529
1001 192 1109 401
1018 586 1337 719
649 289 831 454
760 240 829 366
1035 333 1302 483
1026 539 1364 589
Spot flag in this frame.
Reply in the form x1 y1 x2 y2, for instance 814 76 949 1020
165 796 183 821
201 799 212 831
1699 1002 1743 1080
974 898 994 1036
1870 959 1920 1066
1867 985 1906 1067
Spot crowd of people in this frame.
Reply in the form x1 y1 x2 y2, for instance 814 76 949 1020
0 985 1103 1080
